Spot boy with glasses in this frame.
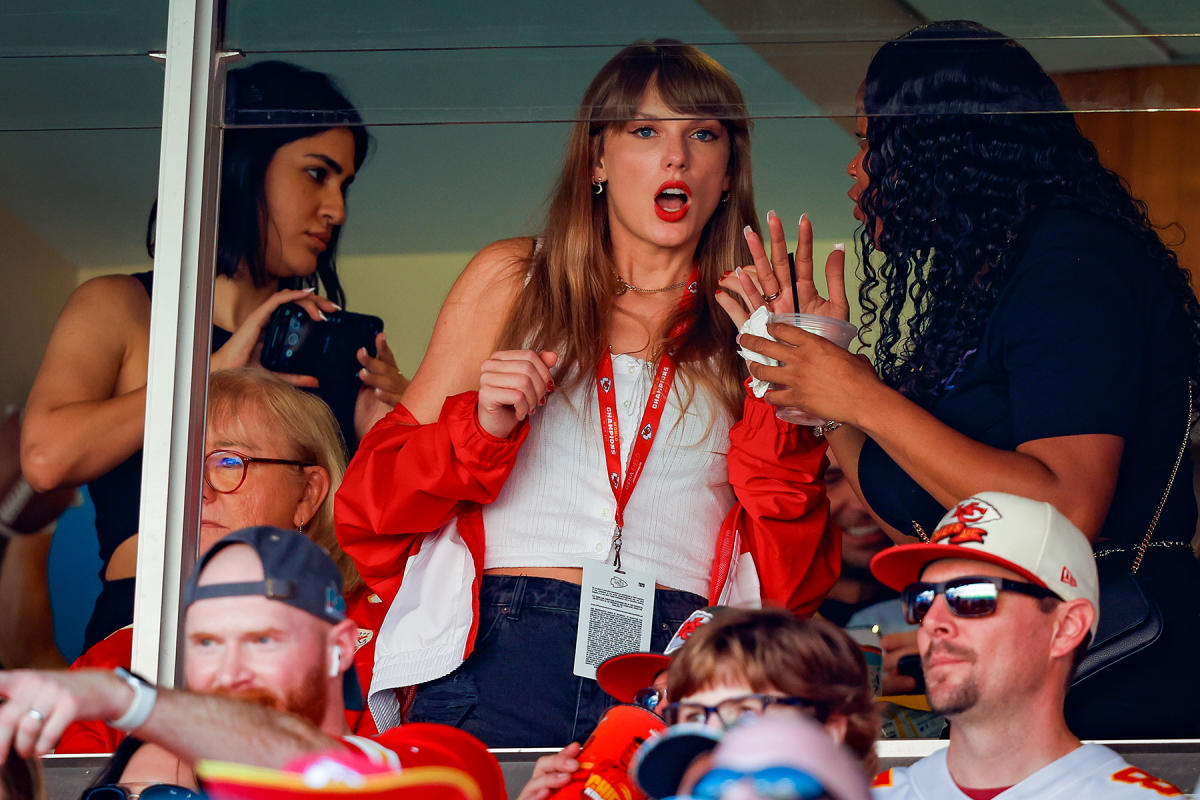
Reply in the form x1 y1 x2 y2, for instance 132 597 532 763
869 492 1182 798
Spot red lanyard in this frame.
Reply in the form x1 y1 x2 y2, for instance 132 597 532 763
596 266 698 569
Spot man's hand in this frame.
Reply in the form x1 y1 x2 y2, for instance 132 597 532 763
0 669 131 757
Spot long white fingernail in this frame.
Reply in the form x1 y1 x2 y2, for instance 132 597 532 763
834 243 845 252
302 287 317 293
767 209 776 220
799 212 808 225
318 311 329 321
743 225 753 237
735 266 745 277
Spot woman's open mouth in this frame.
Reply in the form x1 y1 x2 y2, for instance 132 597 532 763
654 181 691 222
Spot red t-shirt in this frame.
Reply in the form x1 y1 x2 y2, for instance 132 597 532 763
54 587 382 753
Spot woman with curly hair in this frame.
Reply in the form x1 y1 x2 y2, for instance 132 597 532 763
731 20 1200 737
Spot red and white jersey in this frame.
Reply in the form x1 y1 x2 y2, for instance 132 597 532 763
871 744 1185 799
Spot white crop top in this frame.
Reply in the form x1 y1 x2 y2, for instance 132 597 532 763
482 353 735 596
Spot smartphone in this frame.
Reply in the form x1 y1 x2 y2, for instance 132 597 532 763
260 303 383 384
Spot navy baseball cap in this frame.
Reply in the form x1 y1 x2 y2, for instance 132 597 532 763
184 526 363 710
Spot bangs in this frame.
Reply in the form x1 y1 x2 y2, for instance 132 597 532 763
590 42 749 127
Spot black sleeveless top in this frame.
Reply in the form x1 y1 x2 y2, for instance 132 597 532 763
88 271 233 567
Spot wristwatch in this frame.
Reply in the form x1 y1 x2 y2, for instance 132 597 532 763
110 667 157 731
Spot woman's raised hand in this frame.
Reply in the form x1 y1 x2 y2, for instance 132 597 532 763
476 350 559 439
353 332 410 438
210 288 339 386
716 211 850 327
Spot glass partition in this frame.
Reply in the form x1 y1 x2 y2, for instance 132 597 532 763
8 0 1199 765
1 0 166 757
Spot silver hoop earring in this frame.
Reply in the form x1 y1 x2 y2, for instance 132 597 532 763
592 178 606 196
297 522 303 535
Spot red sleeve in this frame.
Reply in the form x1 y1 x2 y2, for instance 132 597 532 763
335 391 529 605
726 390 840 616
55 628 132 754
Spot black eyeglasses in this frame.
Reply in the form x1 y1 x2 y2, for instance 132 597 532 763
83 784 203 800
902 576 1058 625
661 694 822 728
203 449 315 494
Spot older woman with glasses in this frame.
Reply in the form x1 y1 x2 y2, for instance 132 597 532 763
56 368 382 757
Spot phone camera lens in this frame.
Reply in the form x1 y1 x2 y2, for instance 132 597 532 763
286 333 299 346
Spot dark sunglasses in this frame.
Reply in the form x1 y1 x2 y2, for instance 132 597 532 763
690 765 827 800
632 686 667 714
83 784 204 800
902 576 1058 625
203 449 315 494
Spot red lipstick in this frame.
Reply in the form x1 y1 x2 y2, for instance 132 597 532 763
654 180 691 222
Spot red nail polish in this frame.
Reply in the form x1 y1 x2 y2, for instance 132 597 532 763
547 380 555 392
539 396 547 406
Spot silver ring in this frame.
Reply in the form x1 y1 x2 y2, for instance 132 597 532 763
26 708 45 723
762 290 781 303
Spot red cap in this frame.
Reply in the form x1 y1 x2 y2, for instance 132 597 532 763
196 752 479 800
596 607 722 703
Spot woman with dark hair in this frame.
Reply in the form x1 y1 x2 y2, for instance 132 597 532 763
733 21 1200 737
21 61 405 652
337 39 838 746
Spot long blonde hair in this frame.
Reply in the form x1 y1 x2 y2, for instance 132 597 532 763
498 39 757 420
207 368 362 594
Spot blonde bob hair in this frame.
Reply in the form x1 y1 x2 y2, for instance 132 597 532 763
207 368 362 594
498 38 757 420
668 608 879 773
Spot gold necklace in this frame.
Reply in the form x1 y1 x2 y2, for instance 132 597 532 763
613 272 690 296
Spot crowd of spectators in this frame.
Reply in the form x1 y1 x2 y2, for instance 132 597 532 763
2 16 1199 800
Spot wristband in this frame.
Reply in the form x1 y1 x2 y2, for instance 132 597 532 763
110 667 157 731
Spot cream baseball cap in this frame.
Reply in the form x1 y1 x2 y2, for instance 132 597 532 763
870 492 1099 635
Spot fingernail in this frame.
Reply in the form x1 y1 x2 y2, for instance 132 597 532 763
539 396 547 406
743 225 753 238
329 302 342 310
359 368 368 377
547 380 555 392
799 212 808 225
834 242 845 251
767 209 776 220
318 311 329 321
735 266 745 277
302 287 317 293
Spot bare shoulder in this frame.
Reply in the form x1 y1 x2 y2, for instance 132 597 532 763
400 238 535 423
63 273 153 327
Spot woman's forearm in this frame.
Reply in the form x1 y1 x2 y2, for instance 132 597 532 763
21 385 147 492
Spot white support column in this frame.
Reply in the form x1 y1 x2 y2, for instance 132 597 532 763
130 0 224 687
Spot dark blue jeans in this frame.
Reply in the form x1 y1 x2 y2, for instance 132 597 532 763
407 575 705 747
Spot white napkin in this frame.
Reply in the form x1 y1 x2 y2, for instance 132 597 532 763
737 305 777 398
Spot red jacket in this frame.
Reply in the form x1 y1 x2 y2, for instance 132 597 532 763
336 389 839 728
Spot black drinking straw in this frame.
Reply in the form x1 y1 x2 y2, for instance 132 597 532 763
787 251 799 311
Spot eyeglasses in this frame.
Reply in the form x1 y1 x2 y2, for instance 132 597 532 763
689 766 827 800
83 784 204 800
902 576 1058 625
661 694 821 728
203 449 315 494
632 686 667 714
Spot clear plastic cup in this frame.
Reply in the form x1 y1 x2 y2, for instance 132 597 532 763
768 312 858 426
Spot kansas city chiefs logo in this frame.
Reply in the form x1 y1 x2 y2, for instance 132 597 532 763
599 377 612 393
932 498 1001 545
355 628 374 651
610 471 620 489
640 423 654 440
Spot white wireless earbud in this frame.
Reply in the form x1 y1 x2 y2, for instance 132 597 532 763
329 647 341 678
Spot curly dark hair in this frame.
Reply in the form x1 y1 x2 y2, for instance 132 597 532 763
856 20 1200 410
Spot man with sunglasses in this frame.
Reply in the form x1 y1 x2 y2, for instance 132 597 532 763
868 492 1181 799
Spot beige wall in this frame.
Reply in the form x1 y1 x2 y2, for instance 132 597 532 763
1 205 79 409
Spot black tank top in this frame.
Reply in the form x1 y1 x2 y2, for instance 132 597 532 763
88 271 233 566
